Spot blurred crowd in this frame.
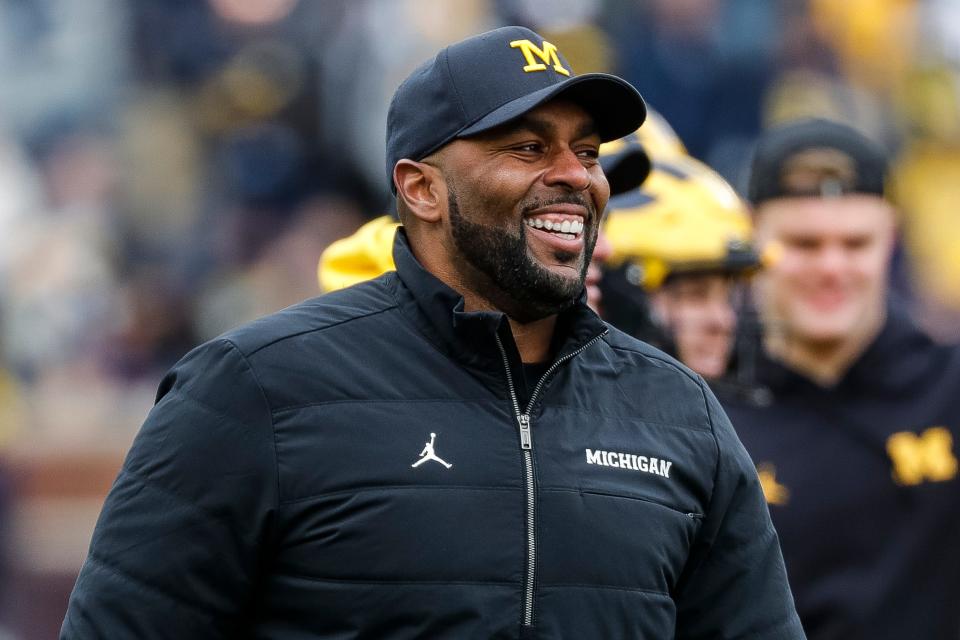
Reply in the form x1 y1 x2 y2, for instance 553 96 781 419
2 0 960 637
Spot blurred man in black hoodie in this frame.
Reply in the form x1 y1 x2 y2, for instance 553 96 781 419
721 118 960 640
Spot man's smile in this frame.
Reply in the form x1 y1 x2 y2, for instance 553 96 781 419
523 215 584 238
522 201 591 256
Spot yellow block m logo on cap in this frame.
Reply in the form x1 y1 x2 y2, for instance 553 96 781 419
509 39 570 76
887 427 958 486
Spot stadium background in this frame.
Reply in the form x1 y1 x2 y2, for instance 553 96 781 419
0 0 958 636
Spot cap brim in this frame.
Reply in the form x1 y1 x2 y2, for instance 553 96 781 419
600 145 651 196
458 73 646 143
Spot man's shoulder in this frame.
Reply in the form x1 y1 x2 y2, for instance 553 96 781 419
599 323 713 420
598 324 735 440
220 275 399 358
602 323 702 386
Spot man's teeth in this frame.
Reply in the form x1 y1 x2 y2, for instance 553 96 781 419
524 218 584 235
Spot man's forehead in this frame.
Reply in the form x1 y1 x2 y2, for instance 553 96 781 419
760 195 892 234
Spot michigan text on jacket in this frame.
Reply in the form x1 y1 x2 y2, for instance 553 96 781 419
585 448 673 477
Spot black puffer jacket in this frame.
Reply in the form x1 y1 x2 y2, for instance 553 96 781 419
62 231 803 639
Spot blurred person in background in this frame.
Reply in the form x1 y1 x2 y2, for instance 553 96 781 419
597 110 764 392
720 118 960 640
602 152 760 384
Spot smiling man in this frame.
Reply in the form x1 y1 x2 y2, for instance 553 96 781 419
62 27 802 639
417 103 600 319
721 119 960 639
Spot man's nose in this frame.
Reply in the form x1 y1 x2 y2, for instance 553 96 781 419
813 244 849 275
543 147 592 192
705 298 736 333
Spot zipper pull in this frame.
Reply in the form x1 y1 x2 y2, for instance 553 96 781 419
518 414 532 450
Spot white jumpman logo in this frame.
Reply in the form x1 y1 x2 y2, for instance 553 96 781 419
412 432 453 469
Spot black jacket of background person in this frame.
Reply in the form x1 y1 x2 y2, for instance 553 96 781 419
720 303 960 640
61 230 803 640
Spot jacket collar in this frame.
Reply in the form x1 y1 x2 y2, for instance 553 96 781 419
389 227 607 371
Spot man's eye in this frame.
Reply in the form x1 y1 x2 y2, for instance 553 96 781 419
578 148 600 159
513 143 543 153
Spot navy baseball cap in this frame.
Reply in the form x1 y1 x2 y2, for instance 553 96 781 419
748 118 888 205
385 26 647 192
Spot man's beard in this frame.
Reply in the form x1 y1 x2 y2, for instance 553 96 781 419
447 184 595 323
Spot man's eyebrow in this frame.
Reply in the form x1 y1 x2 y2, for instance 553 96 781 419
487 114 551 140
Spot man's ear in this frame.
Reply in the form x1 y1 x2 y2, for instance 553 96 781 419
394 159 445 224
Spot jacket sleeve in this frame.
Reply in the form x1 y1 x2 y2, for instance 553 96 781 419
61 339 278 639
674 381 806 640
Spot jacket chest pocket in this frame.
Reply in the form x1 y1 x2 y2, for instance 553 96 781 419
535 486 702 595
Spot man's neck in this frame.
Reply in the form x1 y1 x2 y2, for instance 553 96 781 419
508 315 557 364
764 308 886 387
410 239 560 364
459 290 557 363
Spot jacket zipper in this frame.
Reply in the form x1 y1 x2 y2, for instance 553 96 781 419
494 329 608 629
